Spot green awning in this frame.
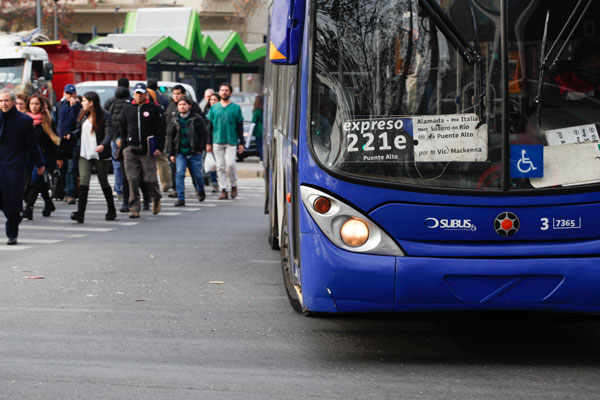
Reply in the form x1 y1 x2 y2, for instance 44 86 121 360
92 7 266 66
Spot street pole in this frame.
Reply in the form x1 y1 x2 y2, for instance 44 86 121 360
36 0 42 31
53 0 59 40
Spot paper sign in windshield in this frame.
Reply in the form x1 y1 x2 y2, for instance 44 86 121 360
0 73 15 83
530 143 600 188
545 124 599 146
341 118 413 163
413 114 487 162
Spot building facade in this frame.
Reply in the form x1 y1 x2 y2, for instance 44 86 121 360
67 0 268 96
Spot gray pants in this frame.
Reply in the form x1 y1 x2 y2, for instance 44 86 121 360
78 157 110 189
123 147 161 212
213 143 238 192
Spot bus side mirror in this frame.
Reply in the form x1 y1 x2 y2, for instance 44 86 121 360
44 62 54 81
269 0 305 65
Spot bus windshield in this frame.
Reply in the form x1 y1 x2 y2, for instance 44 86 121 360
310 0 600 191
0 59 24 90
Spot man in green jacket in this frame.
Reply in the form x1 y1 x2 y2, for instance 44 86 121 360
206 83 244 200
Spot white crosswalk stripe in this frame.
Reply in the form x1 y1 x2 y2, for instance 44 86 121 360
1 175 264 249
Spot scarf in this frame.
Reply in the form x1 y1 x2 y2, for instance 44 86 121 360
27 112 43 126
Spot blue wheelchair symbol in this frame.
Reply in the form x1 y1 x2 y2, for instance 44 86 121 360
510 145 543 178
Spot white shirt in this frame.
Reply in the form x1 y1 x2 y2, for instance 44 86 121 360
80 118 99 160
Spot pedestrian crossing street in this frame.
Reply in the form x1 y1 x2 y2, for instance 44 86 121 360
0 177 265 251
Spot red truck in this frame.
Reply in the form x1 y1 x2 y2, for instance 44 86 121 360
34 40 146 101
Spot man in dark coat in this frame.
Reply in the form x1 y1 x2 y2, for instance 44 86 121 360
105 77 132 212
0 89 45 245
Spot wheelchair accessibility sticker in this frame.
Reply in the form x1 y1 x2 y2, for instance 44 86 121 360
510 145 543 178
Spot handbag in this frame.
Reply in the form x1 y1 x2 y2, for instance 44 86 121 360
51 169 65 200
204 152 217 174
57 134 76 160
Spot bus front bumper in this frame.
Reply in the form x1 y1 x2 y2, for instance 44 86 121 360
301 232 600 313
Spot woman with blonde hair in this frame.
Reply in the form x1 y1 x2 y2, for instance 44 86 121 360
22 94 60 219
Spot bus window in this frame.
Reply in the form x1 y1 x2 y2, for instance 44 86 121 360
509 1 600 189
310 0 502 190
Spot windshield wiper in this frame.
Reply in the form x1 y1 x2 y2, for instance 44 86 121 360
535 0 593 127
419 0 479 66
419 0 486 121
469 2 485 125
534 10 550 127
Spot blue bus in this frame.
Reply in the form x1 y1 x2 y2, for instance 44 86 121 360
264 0 600 314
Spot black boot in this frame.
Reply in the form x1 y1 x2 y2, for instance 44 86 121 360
141 181 150 210
40 189 55 217
22 186 39 220
70 185 89 223
102 186 117 221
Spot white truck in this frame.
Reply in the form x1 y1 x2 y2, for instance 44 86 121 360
0 33 54 97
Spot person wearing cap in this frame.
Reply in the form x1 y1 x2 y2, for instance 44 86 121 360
119 82 165 218
53 83 82 204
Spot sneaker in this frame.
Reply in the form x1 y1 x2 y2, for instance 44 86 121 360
7 238 17 245
129 211 140 218
218 190 229 200
174 199 185 207
231 186 238 199
152 199 161 215
168 189 178 198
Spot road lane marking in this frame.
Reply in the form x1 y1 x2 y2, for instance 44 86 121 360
0 246 31 251
16 239 62 244
20 226 115 232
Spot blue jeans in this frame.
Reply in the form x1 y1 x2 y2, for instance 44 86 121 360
111 141 123 195
66 145 79 197
175 153 205 201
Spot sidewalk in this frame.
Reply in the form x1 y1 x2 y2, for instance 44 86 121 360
237 156 264 179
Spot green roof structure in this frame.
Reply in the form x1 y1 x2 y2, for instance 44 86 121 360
92 7 266 66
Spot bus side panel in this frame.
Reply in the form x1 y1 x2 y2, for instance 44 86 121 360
394 257 600 312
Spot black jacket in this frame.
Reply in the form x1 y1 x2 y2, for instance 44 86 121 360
120 100 166 153
74 110 113 160
104 87 131 142
165 98 202 132
32 122 59 156
167 112 208 156
0 106 44 212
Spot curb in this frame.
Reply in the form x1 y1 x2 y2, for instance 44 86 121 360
238 170 264 179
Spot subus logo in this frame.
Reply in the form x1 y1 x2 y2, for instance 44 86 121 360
424 218 477 231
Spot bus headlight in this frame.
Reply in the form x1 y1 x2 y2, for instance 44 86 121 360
300 186 405 256
340 218 369 247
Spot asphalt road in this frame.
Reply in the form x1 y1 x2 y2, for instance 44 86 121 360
1 175 600 399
